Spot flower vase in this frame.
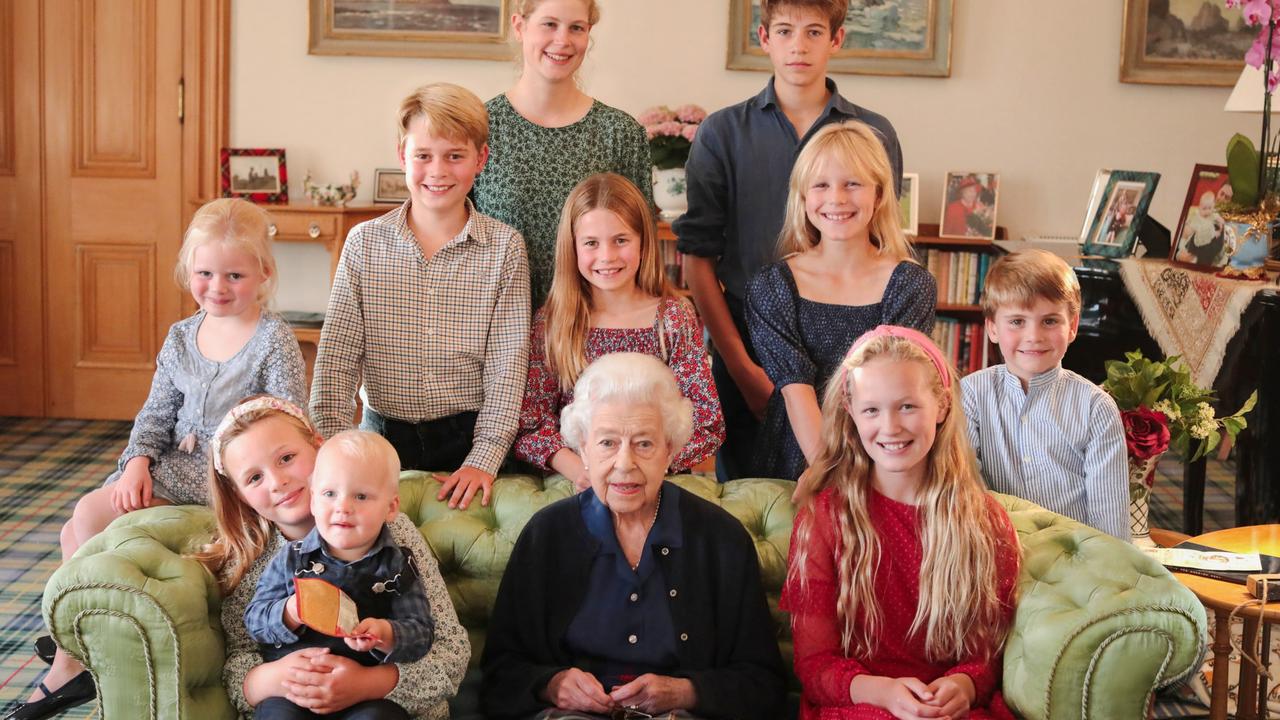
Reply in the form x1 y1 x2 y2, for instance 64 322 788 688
1128 453 1163 547
652 167 688 220
1217 209 1274 281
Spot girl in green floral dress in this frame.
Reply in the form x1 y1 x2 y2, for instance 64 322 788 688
472 0 653 308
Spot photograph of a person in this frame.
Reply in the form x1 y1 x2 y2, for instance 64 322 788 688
940 172 999 239
1172 164 1231 270
1092 181 1147 247
1081 170 1160 257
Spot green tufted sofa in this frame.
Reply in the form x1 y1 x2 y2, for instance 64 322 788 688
44 473 1207 720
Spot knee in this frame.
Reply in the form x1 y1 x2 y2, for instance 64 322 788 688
344 699 410 720
252 696 309 720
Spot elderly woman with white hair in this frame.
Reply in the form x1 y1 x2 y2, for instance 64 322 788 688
481 353 785 720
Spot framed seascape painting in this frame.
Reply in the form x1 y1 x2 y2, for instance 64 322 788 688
1120 0 1251 86
727 0 953 77
939 172 998 240
1171 164 1232 270
899 172 920 235
309 0 513 61
1081 171 1161 258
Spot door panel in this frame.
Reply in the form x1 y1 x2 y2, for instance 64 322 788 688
44 0 184 419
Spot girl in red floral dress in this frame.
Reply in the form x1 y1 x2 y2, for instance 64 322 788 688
514 173 724 489
783 325 1021 720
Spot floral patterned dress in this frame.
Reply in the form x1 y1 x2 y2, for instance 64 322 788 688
471 94 653 308
514 296 723 473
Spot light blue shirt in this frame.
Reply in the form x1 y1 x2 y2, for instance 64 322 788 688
961 364 1130 540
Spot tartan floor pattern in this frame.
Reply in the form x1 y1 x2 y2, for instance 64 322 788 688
0 416 131 719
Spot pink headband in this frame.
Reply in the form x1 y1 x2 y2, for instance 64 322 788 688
845 325 952 392
211 396 315 475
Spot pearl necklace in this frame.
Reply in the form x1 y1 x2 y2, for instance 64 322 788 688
616 488 662 572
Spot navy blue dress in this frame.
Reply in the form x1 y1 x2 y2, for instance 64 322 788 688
745 260 937 480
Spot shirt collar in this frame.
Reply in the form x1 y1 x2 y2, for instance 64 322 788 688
394 197 484 248
297 523 395 564
754 77 859 122
580 482 684 552
1000 363 1063 393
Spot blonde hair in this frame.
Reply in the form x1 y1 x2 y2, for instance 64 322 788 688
543 173 673 390
192 396 320 594
788 334 1016 663
514 0 600 25
760 0 848 33
980 249 1081 320
778 121 914 262
317 430 400 493
397 83 489 151
175 198 277 304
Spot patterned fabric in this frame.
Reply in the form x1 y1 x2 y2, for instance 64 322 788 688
745 261 936 480
310 201 531 476
471 94 654 308
212 395 312 475
1117 258 1267 388
246 525 434 665
221 513 470 720
961 364 1131 540
514 297 723 473
111 310 307 505
781 488 1019 720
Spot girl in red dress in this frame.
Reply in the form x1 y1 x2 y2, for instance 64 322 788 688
782 325 1020 720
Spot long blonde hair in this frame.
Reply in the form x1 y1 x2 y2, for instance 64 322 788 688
192 398 320 594
778 121 914 262
542 173 673 391
789 334 1015 663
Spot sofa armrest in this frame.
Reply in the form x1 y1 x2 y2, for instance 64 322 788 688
999 500 1208 720
43 505 234 720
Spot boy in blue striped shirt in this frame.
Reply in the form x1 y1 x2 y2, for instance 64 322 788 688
961 250 1130 539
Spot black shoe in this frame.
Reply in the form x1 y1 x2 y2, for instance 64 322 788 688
1 671 95 720
32 636 55 666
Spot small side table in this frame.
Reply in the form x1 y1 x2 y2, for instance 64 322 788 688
1174 525 1280 720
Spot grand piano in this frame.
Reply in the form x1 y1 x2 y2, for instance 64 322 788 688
1064 259 1280 534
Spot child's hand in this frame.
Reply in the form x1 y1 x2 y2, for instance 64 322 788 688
283 593 302 631
852 676 944 720
739 363 774 421
345 618 393 654
111 457 154 513
434 466 494 509
925 674 975 717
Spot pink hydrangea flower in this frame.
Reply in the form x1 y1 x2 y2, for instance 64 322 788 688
637 106 676 127
681 123 699 142
674 104 707 124
655 120 684 137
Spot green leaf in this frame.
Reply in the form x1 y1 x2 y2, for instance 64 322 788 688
1228 132 1261 207
1236 390 1259 417
1141 382 1169 408
1205 431 1222 456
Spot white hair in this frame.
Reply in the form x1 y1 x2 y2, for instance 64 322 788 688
560 353 694 455
317 429 400 491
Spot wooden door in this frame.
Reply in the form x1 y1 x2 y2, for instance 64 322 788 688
0 2 45 416
43 0 186 419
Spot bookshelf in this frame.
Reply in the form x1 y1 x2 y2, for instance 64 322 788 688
910 223 1007 375
657 220 689 293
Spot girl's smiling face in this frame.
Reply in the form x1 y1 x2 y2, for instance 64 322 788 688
513 0 592 83
847 357 945 492
574 208 642 297
804 154 878 244
220 415 320 540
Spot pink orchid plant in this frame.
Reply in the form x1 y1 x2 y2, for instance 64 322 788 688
1224 0 1280 208
636 104 707 170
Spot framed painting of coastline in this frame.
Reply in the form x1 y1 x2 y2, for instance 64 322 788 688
1120 0 1250 86
309 0 513 61
727 0 953 77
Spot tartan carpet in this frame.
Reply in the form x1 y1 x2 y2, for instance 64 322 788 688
0 416 131 719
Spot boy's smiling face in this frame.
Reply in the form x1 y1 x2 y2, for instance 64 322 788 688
399 114 488 214
986 297 1079 385
758 6 845 89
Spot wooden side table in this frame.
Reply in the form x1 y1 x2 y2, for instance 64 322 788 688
1174 525 1280 720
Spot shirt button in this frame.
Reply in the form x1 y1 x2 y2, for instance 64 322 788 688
660 547 669 556
423 328 433 336
629 593 639 602
669 589 677 597
628 634 638 644
1021 456 1031 463
680 633 689 642
1021 416 1028 425
423 372 433 381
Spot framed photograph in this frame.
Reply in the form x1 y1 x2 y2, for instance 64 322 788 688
221 148 287 204
373 168 409 204
1081 171 1162 258
309 0 513 61
898 172 920 236
1079 169 1113 244
727 0 953 77
1120 0 1251 86
1171 164 1232 270
939 172 999 240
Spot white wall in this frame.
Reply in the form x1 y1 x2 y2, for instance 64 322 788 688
232 0 1257 311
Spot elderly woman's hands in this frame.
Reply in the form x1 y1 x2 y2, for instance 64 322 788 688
543 668 614 714
609 674 697 714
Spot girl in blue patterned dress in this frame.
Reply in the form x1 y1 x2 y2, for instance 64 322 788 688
746 121 936 491
12 199 307 720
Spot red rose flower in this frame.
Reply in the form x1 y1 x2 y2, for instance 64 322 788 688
1121 407 1171 460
